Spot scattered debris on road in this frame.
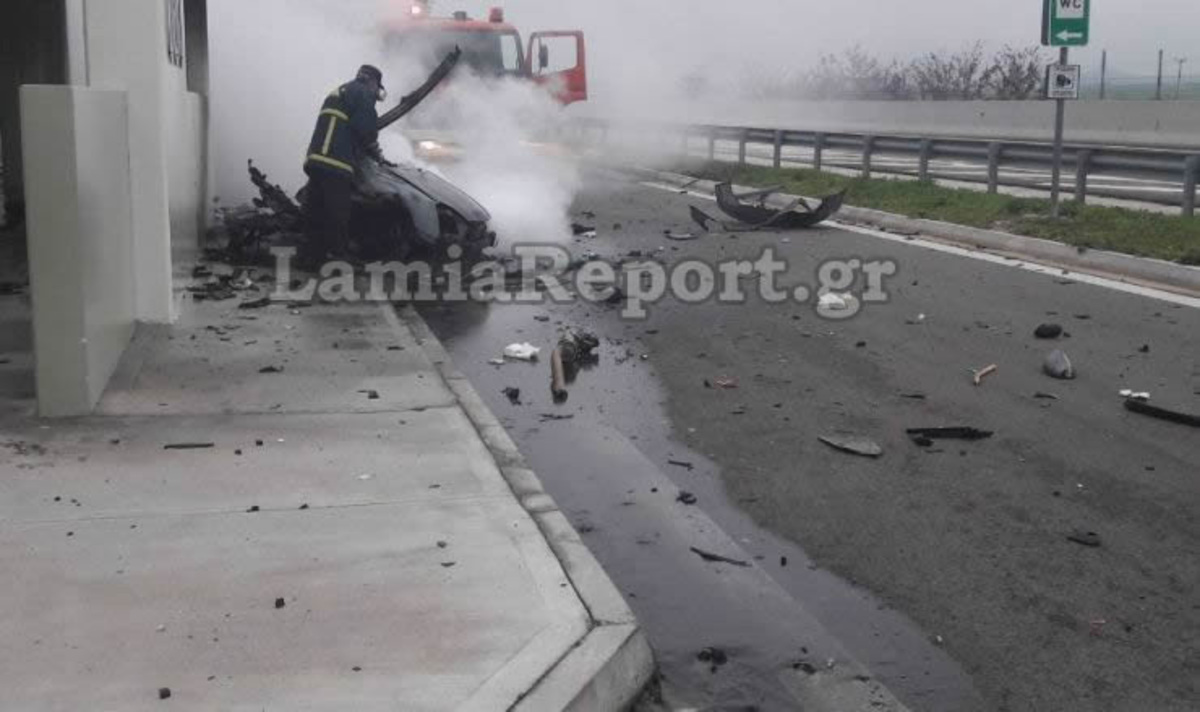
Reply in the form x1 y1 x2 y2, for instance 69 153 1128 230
819 435 884 458
549 330 601 401
158 687 172 701
259 366 284 374
274 597 286 609
972 364 999 386
1035 323 1064 339
1044 350 1077 380
551 347 569 401
1034 392 1060 400
697 647 729 673
677 491 699 505
818 292 854 312
503 343 541 361
558 330 601 365
690 183 846 231
163 443 215 451
690 546 751 567
664 230 699 241
668 459 696 471
1124 399 1200 427
239 295 271 310
538 413 575 423
3 441 48 457
1067 530 1102 548
907 427 994 442
571 222 596 236
1119 389 1150 401
502 387 522 405
359 389 381 400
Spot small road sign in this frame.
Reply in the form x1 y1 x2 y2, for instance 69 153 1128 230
1046 65 1082 99
1043 0 1090 47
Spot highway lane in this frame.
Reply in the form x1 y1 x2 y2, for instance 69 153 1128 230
425 164 1199 711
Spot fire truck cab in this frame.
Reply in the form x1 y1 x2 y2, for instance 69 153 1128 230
383 2 588 106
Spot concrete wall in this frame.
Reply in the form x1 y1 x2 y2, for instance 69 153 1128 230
167 91 208 257
20 85 135 417
82 0 176 323
69 0 208 322
593 99 1200 150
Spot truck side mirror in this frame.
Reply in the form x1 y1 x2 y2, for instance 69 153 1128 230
538 44 549 70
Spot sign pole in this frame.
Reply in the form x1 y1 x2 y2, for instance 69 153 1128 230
1043 0 1089 217
1051 46 1068 218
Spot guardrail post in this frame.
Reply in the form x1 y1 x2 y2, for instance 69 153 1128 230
738 129 749 165
1184 155 1200 217
707 131 716 161
987 142 1003 194
813 133 826 171
1074 149 1094 204
773 130 784 169
918 139 933 182
861 135 876 179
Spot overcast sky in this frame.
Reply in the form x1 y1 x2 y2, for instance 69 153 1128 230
433 0 1197 78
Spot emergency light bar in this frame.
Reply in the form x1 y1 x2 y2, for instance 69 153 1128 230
409 1 428 17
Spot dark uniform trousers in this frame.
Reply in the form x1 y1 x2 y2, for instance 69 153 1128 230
304 171 353 259
303 79 380 259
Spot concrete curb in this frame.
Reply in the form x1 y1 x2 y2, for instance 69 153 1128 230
636 167 1200 298
388 305 655 712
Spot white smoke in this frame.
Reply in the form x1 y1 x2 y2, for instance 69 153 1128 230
393 74 581 245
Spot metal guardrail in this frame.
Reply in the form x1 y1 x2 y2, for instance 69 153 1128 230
571 119 1200 217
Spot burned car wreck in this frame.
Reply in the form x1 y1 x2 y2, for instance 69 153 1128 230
219 49 495 263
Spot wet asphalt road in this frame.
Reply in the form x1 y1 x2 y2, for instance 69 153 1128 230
421 166 1199 711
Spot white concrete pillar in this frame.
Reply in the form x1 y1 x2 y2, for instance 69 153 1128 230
81 0 180 323
21 85 136 416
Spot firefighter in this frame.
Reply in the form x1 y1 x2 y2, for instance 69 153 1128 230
302 64 393 264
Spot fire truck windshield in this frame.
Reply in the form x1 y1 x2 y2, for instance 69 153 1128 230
388 29 523 77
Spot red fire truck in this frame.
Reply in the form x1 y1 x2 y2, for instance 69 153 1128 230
382 1 588 106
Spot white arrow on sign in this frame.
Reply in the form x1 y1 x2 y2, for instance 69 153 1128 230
1057 30 1084 41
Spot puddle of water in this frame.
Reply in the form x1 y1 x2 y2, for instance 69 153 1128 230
419 298 984 711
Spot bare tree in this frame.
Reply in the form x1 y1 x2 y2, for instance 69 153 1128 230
909 42 994 100
988 45 1046 99
791 47 915 100
741 42 1047 102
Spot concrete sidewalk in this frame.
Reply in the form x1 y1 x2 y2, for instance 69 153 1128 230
0 294 652 710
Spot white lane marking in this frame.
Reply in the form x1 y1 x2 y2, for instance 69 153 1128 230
639 180 1200 308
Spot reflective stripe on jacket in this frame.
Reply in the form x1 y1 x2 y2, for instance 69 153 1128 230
304 80 379 177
